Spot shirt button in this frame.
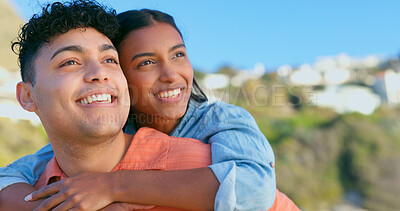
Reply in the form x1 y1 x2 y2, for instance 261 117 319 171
270 162 274 168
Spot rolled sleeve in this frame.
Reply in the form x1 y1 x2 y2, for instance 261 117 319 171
0 176 28 192
208 161 236 211
205 103 276 211
0 143 53 191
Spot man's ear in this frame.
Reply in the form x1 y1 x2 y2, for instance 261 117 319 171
16 82 37 112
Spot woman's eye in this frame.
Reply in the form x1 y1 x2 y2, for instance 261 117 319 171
138 60 154 67
105 58 118 64
60 60 78 67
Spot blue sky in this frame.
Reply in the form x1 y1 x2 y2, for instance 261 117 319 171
9 0 400 73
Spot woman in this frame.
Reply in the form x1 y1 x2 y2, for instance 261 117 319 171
0 7 276 211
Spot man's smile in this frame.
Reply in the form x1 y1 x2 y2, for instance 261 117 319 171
76 89 118 106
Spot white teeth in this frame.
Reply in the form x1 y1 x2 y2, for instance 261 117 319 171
96 94 104 101
79 94 112 104
157 88 181 99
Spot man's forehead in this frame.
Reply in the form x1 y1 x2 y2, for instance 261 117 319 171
37 28 115 58
47 28 112 50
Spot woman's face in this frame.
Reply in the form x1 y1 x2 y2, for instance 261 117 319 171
118 22 193 121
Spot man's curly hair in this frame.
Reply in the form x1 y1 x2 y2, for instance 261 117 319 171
11 0 119 85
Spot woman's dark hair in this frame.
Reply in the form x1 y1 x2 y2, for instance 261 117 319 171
11 0 118 86
113 9 207 102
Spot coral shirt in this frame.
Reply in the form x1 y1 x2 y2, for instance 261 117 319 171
35 127 299 211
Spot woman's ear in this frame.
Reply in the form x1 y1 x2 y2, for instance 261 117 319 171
16 82 37 112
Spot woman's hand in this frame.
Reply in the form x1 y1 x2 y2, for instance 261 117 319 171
25 171 152 211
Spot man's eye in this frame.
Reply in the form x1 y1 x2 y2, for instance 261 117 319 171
105 58 118 64
60 60 78 67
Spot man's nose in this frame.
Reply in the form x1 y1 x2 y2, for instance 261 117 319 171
84 61 108 83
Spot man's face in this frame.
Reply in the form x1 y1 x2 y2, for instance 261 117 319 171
21 28 130 144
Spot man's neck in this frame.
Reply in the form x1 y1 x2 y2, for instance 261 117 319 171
133 112 180 135
50 131 132 177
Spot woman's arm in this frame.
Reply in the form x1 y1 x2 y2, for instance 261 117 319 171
0 143 53 210
0 183 43 210
113 168 219 210
26 168 219 211
200 102 276 210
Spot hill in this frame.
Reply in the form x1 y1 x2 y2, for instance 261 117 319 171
0 0 24 71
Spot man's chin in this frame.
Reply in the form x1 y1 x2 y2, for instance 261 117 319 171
81 112 124 125
78 126 122 142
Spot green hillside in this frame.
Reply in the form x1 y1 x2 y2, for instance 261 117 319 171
0 0 24 71
0 117 48 167
224 75 400 210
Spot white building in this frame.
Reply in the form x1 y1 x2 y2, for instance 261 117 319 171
316 85 381 115
231 63 266 87
288 64 322 86
372 69 400 108
280 53 379 86
0 67 41 125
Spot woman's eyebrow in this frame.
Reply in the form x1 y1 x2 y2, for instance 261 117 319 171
131 53 155 62
131 44 186 62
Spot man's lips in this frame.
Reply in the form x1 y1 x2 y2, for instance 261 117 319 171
78 93 113 104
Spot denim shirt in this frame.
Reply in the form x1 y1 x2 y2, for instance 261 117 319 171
0 99 276 210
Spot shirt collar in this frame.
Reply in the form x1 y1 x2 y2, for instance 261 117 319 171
34 157 66 189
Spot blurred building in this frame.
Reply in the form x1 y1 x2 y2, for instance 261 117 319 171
278 53 381 87
203 73 229 90
316 85 381 115
0 66 40 124
231 63 265 87
372 69 400 108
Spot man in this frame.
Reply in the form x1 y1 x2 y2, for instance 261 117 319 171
0 1 218 210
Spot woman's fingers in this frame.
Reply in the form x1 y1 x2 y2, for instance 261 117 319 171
32 192 66 211
26 182 61 201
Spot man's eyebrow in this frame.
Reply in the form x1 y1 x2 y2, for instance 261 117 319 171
99 44 117 52
169 44 185 53
50 45 83 60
